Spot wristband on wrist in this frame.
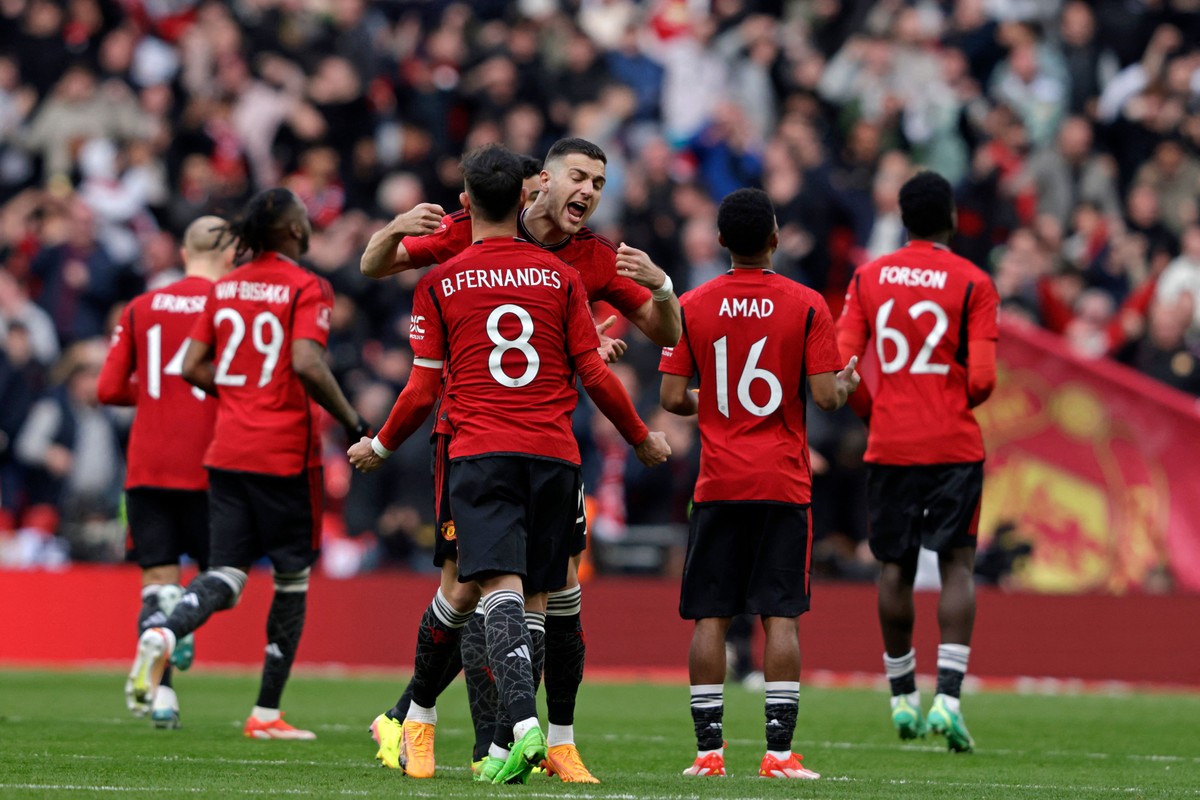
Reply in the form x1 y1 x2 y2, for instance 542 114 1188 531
651 273 674 302
349 418 372 440
370 436 393 459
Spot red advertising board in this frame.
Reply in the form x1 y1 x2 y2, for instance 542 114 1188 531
977 319 1200 593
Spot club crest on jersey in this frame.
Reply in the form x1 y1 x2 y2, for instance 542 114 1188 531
719 297 774 318
441 520 456 541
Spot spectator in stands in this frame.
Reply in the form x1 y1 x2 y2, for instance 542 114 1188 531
1118 295 1200 395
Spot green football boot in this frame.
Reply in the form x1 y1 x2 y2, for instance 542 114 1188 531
491 727 547 785
927 694 975 753
891 695 928 740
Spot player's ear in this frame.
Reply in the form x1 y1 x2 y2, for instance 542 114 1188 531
540 168 551 191
178 247 188 266
459 191 471 213
518 186 529 208
768 229 780 253
717 232 726 249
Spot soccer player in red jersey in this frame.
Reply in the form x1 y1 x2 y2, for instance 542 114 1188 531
362 139 680 781
659 188 859 780
100 216 233 729
348 145 671 783
125 189 370 740
836 171 1000 753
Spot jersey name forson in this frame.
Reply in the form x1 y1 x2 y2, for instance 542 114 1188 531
879 266 948 289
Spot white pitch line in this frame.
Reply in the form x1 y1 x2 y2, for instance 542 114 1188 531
0 785 368 797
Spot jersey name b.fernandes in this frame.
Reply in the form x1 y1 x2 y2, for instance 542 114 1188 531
408 237 601 464
189 253 333 476
838 241 1000 465
659 269 843 504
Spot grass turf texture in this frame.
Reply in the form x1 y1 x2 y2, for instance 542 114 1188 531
1 669 1196 799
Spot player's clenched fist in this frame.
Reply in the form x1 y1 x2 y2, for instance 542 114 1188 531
388 203 445 238
615 243 669 291
348 436 384 473
634 431 671 467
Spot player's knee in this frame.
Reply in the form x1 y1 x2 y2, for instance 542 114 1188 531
206 566 249 609
274 567 310 594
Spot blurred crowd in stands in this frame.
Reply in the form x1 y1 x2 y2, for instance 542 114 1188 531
1 0 1198 575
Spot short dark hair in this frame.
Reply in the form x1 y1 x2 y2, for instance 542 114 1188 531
216 188 306 259
545 137 607 166
461 144 525 223
717 188 777 257
899 171 955 238
518 154 542 179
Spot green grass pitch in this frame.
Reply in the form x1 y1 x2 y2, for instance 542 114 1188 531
2 668 1197 799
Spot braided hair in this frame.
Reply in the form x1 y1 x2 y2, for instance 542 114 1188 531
215 188 306 261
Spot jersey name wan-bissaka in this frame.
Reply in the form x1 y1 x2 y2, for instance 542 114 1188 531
215 281 292 304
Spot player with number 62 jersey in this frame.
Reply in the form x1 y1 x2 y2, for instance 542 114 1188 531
836 241 1000 466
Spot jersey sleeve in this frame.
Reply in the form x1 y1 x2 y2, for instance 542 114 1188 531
292 275 333 347
658 313 695 377
968 276 1001 342
565 271 602 358
598 272 653 317
806 299 844 375
836 272 870 363
97 302 137 405
188 285 217 347
402 213 471 268
408 277 446 364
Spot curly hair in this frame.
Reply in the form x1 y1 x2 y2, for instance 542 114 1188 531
717 188 777 257
899 171 955 238
215 188 305 261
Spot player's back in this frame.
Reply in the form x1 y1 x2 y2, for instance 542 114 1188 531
421 238 595 464
844 242 998 465
679 269 837 504
119 275 215 490
201 253 331 475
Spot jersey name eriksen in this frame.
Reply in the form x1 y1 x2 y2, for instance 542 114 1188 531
214 281 292 303
150 294 206 314
441 267 562 297
879 266 948 289
718 297 774 318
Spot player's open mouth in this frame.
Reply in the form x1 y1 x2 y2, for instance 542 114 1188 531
566 202 587 222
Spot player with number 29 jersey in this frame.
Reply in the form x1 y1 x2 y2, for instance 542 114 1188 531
189 252 334 476
659 270 842 505
837 241 999 466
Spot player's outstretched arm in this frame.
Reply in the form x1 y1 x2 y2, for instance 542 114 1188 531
659 373 698 416
576 348 671 466
292 338 369 439
616 243 682 346
810 356 860 413
348 365 441 473
360 203 445 279
181 338 218 397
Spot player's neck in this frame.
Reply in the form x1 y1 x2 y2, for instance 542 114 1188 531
471 218 519 241
521 201 569 246
730 256 772 271
910 233 952 247
186 260 226 282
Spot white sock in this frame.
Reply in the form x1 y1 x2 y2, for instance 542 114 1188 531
406 701 437 725
251 705 280 722
489 743 509 760
513 716 540 742
697 745 724 758
936 693 962 714
890 691 921 710
767 749 791 760
547 722 574 747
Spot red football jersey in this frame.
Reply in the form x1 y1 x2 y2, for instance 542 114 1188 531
189 252 333 476
408 237 601 463
403 208 651 315
659 269 843 504
98 275 216 490
837 241 1000 465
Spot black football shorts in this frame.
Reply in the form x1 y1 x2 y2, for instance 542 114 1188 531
125 487 210 571
207 466 322 573
866 461 983 563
